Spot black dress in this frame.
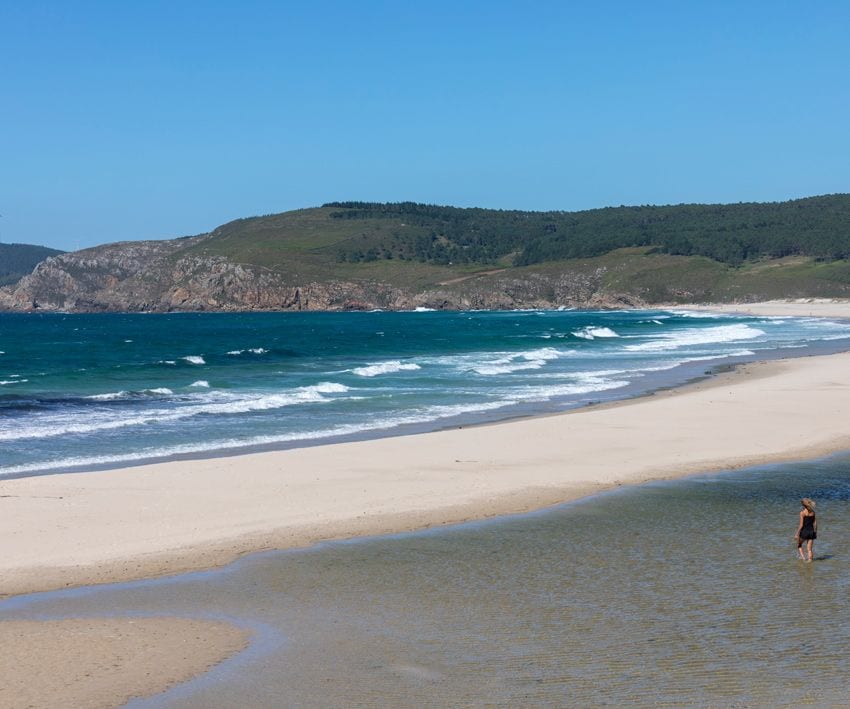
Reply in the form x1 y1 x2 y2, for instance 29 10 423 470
800 513 817 540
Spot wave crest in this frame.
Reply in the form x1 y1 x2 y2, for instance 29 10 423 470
352 361 421 377
572 326 620 340
472 347 562 375
625 324 765 352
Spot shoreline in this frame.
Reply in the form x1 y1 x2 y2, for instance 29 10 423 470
2 304 850 599
6 308 850 483
3 300 850 707
0 346 798 483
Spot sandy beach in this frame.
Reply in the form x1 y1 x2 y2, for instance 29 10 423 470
4 300 850 598
0 618 249 709
2 300 850 706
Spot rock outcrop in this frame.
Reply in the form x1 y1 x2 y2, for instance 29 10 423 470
0 238 644 313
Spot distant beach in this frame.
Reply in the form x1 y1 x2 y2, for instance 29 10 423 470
2 301 850 706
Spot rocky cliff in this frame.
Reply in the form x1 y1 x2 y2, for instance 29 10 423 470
6 199 848 312
0 238 642 312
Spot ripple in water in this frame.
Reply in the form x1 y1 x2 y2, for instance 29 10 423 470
4 457 850 707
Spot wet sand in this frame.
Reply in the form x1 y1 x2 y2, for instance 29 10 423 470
1 300 850 707
0 617 249 709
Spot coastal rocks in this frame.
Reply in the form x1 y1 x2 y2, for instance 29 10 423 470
0 238 204 312
0 245 404 313
0 237 644 313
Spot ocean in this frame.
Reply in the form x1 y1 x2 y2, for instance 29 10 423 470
2 308 850 478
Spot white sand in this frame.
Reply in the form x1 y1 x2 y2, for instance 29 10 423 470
679 298 850 318
2 300 849 599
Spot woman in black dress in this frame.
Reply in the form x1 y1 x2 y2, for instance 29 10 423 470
795 498 817 562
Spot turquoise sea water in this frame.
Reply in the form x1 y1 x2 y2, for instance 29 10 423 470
3 455 848 707
2 309 850 477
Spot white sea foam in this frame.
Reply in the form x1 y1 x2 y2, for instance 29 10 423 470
472 347 562 376
418 400 516 419
624 324 765 352
190 380 210 388
572 326 620 340
473 359 542 375
227 348 269 355
182 355 206 365
352 361 421 377
413 307 436 312
512 377 629 402
227 350 244 355
0 413 170 441
612 350 758 376
86 391 130 400
159 360 177 365
85 388 174 400
301 382 350 394
0 384 350 442
0 379 27 385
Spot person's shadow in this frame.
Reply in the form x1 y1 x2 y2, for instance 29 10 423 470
813 554 834 561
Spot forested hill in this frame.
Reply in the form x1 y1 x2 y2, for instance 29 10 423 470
325 194 850 267
0 243 65 286
4 194 850 312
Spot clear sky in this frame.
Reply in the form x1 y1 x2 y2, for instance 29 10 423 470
2 1 848 251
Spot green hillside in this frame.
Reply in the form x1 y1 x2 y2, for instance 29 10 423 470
0 243 65 286
179 207 468 287
8 195 850 310
167 194 850 301
182 194 850 272
326 195 850 266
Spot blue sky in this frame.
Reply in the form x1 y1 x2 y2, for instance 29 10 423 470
2 1 848 251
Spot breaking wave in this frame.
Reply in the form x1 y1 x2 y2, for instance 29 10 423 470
472 347 562 376
352 361 422 377
0 381 353 442
572 326 620 340
624 324 765 352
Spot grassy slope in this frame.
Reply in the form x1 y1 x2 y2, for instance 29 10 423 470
177 208 481 288
166 207 850 302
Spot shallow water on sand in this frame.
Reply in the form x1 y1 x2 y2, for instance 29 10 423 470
4 456 850 707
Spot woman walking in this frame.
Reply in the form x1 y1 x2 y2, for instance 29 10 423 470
795 498 817 562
